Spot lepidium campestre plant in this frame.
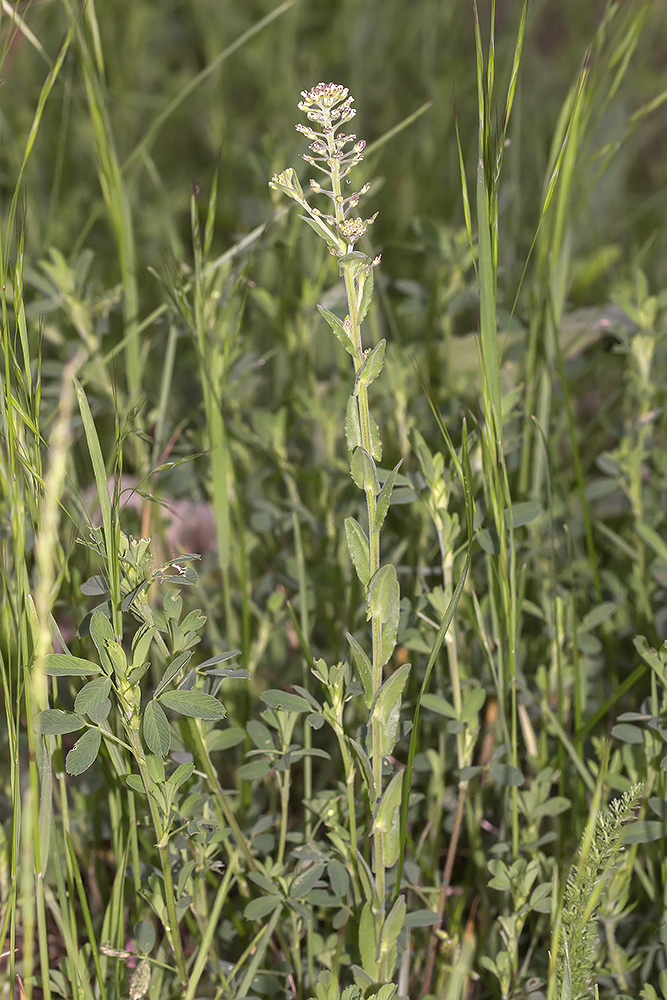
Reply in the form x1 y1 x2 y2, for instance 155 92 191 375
270 84 407 989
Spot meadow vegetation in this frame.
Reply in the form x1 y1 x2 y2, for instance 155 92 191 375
2 1 667 998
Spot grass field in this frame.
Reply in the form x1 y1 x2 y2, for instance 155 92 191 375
2 1 667 998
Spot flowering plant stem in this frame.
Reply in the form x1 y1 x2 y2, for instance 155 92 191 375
271 84 405 984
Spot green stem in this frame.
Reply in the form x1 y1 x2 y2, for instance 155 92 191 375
128 731 188 986
330 141 387 968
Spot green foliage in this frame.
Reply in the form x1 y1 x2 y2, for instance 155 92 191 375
556 785 643 1000
2 1 667 999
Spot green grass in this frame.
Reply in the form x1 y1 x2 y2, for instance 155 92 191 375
2 1 667 998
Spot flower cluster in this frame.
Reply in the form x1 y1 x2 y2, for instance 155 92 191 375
269 83 378 256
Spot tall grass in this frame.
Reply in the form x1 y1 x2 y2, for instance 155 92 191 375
2 1 667 999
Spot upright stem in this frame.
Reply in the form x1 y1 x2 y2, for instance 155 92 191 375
330 145 387 956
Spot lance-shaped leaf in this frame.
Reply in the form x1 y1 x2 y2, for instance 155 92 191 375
143 700 171 756
371 664 411 757
65 728 102 775
44 654 101 677
38 710 86 736
375 461 402 532
374 769 404 867
75 676 112 717
355 850 377 908
318 305 357 358
338 251 369 278
260 689 311 714
346 633 373 708
299 213 341 251
131 623 155 671
348 737 375 804
345 394 361 451
345 517 371 588
158 689 226 720
358 901 378 980
350 447 380 495
154 650 193 698
357 263 374 324
327 859 350 899
90 611 114 674
369 412 382 462
290 861 326 899
354 340 385 392
366 564 400 665
379 895 406 973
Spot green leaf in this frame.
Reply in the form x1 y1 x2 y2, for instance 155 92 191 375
318 305 356 358
529 882 553 913
581 601 617 633
358 901 378 979
146 754 164 784
369 412 382 461
290 862 326 898
379 895 405 967
355 340 385 391
633 635 667 683
421 693 457 719
238 760 270 780
244 895 282 921
345 517 371 588
372 664 411 756
348 738 375 802
247 720 274 750
43 654 101 677
611 723 644 745
38 710 86 735
180 609 206 633
154 651 193 698
367 564 400 665
355 850 376 909
144 700 172 756
461 685 486 727
507 500 541 527
65 728 102 775
327 860 350 898
131 624 155 670
134 920 156 955
489 763 524 787
87 698 112 724
623 820 667 844
89 611 114 674
167 762 194 788
248 870 281 895
374 769 404 867
346 633 374 708
345 394 362 451
206 727 246 751
357 264 374 324
350 447 380 495
403 909 440 928
300 213 341 251
375 462 401 532
159 689 226 720
260 689 311 714
125 774 146 795
74 676 112 717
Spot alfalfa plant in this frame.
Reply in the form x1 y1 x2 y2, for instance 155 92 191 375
33 387 250 993
270 84 409 987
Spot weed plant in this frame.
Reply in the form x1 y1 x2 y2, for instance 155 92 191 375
2 1 667 999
